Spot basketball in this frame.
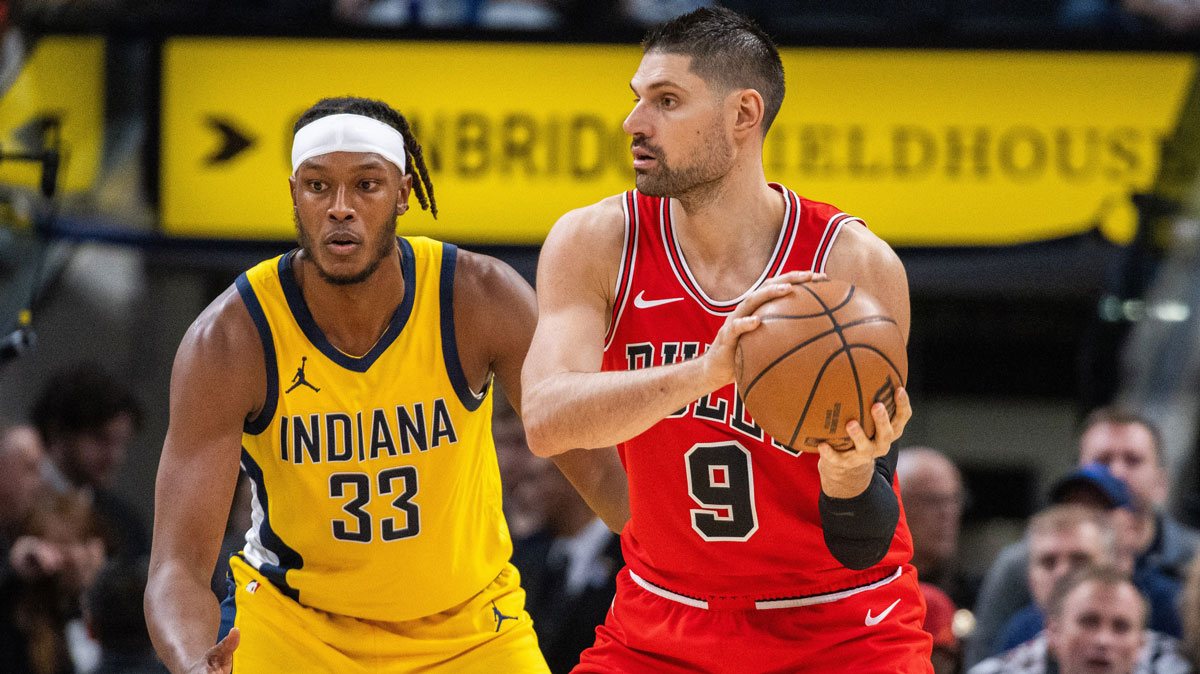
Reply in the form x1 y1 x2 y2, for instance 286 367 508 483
735 278 907 453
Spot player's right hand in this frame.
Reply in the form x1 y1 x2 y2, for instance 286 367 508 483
701 271 825 391
188 627 239 674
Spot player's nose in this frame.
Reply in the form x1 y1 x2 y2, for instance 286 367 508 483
623 101 650 138
328 184 355 221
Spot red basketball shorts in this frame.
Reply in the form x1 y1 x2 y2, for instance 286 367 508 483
573 564 933 674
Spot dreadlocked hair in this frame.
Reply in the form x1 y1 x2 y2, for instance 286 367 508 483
294 96 438 219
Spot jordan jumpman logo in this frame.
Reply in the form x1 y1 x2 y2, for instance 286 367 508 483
285 356 320 393
492 602 518 632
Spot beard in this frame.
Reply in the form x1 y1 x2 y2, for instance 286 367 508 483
294 209 398 286
633 122 733 199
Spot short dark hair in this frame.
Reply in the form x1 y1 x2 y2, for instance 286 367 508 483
30 362 141 443
85 557 153 655
643 7 785 133
1079 406 1164 465
294 96 437 219
1045 565 1146 625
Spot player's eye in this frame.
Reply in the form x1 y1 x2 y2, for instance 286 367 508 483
359 180 379 191
308 180 326 192
662 96 676 108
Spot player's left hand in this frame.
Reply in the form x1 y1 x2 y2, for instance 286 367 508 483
816 387 911 499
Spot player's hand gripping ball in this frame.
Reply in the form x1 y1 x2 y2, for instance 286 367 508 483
735 278 907 453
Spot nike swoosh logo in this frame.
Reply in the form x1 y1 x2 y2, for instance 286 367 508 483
864 598 901 626
633 290 685 309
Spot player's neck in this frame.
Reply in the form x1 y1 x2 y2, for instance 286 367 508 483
296 253 406 358
670 166 786 296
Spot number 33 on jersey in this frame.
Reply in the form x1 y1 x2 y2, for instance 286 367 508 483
236 236 512 622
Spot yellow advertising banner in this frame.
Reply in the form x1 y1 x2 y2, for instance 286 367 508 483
161 39 1195 246
0 36 104 196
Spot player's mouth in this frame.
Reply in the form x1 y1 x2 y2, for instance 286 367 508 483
631 145 658 170
1083 655 1114 673
324 231 362 256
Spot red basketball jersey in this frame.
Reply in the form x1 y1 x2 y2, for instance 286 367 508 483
601 184 914 602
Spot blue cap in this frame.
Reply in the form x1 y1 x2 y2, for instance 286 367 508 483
1048 462 1134 511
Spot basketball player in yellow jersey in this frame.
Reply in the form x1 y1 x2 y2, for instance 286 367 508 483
145 96 629 674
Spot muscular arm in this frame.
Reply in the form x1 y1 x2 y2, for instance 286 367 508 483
816 224 912 569
145 287 263 674
521 199 799 458
454 250 629 533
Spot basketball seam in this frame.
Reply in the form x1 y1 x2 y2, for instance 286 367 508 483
746 315 900 398
786 284 862 448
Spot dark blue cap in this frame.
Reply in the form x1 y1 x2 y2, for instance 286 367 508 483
1048 462 1134 511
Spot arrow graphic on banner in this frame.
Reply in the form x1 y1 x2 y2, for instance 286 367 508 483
204 116 255 165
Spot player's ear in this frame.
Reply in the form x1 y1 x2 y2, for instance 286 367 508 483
731 89 765 137
396 173 413 215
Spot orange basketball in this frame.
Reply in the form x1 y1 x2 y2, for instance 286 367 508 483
734 278 907 453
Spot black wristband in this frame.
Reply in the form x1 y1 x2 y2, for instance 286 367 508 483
818 446 901 570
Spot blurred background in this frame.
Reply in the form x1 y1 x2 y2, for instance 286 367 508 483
3 0 1200 672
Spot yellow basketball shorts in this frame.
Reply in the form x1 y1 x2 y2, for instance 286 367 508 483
220 555 550 673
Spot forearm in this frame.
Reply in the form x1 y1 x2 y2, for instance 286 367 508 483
818 446 901 570
523 357 716 457
552 447 631 534
146 559 222 673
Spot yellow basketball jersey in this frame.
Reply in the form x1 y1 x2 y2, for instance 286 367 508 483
235 236 512 621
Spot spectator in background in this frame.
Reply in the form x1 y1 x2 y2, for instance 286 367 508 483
85 558 168 674
511 455 622 674
898 446 975 609
1 490 106 674
922 582 963 674
969 565 1188 674
0 423 48 673
30 361 148 557
968 408 1199 667
995 502 1183 651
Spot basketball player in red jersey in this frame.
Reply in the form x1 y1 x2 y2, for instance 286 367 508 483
521 7 932 673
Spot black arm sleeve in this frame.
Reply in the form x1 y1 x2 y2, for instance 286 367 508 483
818 445 901 571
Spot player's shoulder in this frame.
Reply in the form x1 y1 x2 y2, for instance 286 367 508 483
548 193 627 243
180 280 261 367
451 247 532 301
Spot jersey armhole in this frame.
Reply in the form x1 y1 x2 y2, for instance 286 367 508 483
439 243 490 411
812 213 864 273
603 191 638 351
235 273 278 435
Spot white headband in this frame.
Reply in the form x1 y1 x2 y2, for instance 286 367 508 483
291 113 408 176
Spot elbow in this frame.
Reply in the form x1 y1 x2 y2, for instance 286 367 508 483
520 407 562 458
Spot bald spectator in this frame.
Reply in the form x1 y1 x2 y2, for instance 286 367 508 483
899 446 974 609
967 408 1199 667
30 362 148 557
970 566 1189 674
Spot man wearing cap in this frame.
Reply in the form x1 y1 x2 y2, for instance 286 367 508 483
966 409 1199 667
994 501 1181 652
145 96 628 674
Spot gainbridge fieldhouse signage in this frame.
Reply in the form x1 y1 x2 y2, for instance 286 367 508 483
160 39 1195 246
0 36 104 196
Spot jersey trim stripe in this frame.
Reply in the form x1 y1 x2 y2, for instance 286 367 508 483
439 242 489 411
628 566 903 610
603 191 639 351
235 273 279 436
660 185 798 315
277 237 417 372
812 213 860 273
239 448 303 601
